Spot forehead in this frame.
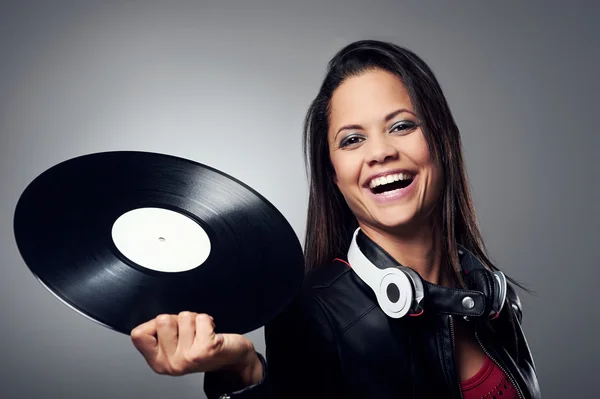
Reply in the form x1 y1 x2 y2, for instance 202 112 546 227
328 69 414 130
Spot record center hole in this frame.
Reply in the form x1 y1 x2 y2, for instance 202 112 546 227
158 237 166 242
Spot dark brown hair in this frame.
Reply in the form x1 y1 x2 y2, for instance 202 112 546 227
302 40 525 292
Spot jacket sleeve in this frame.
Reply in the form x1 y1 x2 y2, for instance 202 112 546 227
203 290 345 398
504 282 538 370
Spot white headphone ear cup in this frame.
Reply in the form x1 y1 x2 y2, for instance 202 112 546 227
377 269 414 318
401 266 424 313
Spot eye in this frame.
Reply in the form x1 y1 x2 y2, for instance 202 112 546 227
390 120 419 134
339 134 364 148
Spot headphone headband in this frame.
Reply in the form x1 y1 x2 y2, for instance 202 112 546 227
347 228 506 320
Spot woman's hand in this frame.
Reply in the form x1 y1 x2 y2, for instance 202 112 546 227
130 312 263 385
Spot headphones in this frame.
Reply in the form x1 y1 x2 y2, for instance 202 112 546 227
347 228 507 320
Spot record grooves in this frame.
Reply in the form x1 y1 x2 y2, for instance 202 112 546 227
14 151 305 335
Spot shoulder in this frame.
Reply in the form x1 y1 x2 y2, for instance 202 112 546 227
279 259 354 322
269 260 350 314
268 259 375 335
264 260 351 346
303 258 353 289
302 259 373 311
294 259 377 330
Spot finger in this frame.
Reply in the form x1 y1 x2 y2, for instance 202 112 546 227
156 314 179 357
193 314 220 351
176 312 197 353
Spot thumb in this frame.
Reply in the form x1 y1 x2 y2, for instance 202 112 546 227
131 319 159 363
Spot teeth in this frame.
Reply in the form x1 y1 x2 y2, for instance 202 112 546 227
369 173 413 189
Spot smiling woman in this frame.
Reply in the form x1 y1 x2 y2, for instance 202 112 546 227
130 40 542 399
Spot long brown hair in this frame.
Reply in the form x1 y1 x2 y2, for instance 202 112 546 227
302 40 526 292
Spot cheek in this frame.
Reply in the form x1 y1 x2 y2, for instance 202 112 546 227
420 156 444 202
330 153 360 187
404 131 433 166
405 133 443 194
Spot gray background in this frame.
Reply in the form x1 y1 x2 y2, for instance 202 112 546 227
1 1 597 398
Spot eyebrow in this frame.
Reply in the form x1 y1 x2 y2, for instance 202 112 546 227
334 108 416 140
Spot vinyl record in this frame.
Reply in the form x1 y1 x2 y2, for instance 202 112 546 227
13 151 305 335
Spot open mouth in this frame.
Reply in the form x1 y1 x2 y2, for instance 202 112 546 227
369 172 414 195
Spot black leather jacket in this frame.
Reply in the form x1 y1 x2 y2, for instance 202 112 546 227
204 257 541 398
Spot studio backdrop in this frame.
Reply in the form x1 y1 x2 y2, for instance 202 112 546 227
1 1 598 398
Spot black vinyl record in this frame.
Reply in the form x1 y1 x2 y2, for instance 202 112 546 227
13 151 305 335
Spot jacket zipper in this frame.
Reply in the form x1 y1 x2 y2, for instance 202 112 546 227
448 316 464 399
474 326 525 399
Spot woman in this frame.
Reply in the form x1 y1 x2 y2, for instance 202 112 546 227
130 40 541 398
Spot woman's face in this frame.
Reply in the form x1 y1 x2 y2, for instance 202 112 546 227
328 68 443 234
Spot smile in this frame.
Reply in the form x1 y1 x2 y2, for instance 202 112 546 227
364 171 418 205
368 172 414 195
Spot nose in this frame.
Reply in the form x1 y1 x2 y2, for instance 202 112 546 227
366 136 399 165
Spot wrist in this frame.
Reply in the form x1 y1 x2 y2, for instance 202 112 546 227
220 342 263 388
236 348 263 386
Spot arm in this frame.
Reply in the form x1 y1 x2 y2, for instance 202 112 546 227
204 291 344 398
503 283 538 370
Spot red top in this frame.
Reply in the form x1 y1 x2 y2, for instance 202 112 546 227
461 355 519 398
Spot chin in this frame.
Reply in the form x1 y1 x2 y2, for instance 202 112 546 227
365 211 421 233
380 220 419 233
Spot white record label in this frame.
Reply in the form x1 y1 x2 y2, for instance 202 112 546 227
111 207 211 273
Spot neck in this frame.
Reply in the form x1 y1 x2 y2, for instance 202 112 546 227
359 218 452 286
